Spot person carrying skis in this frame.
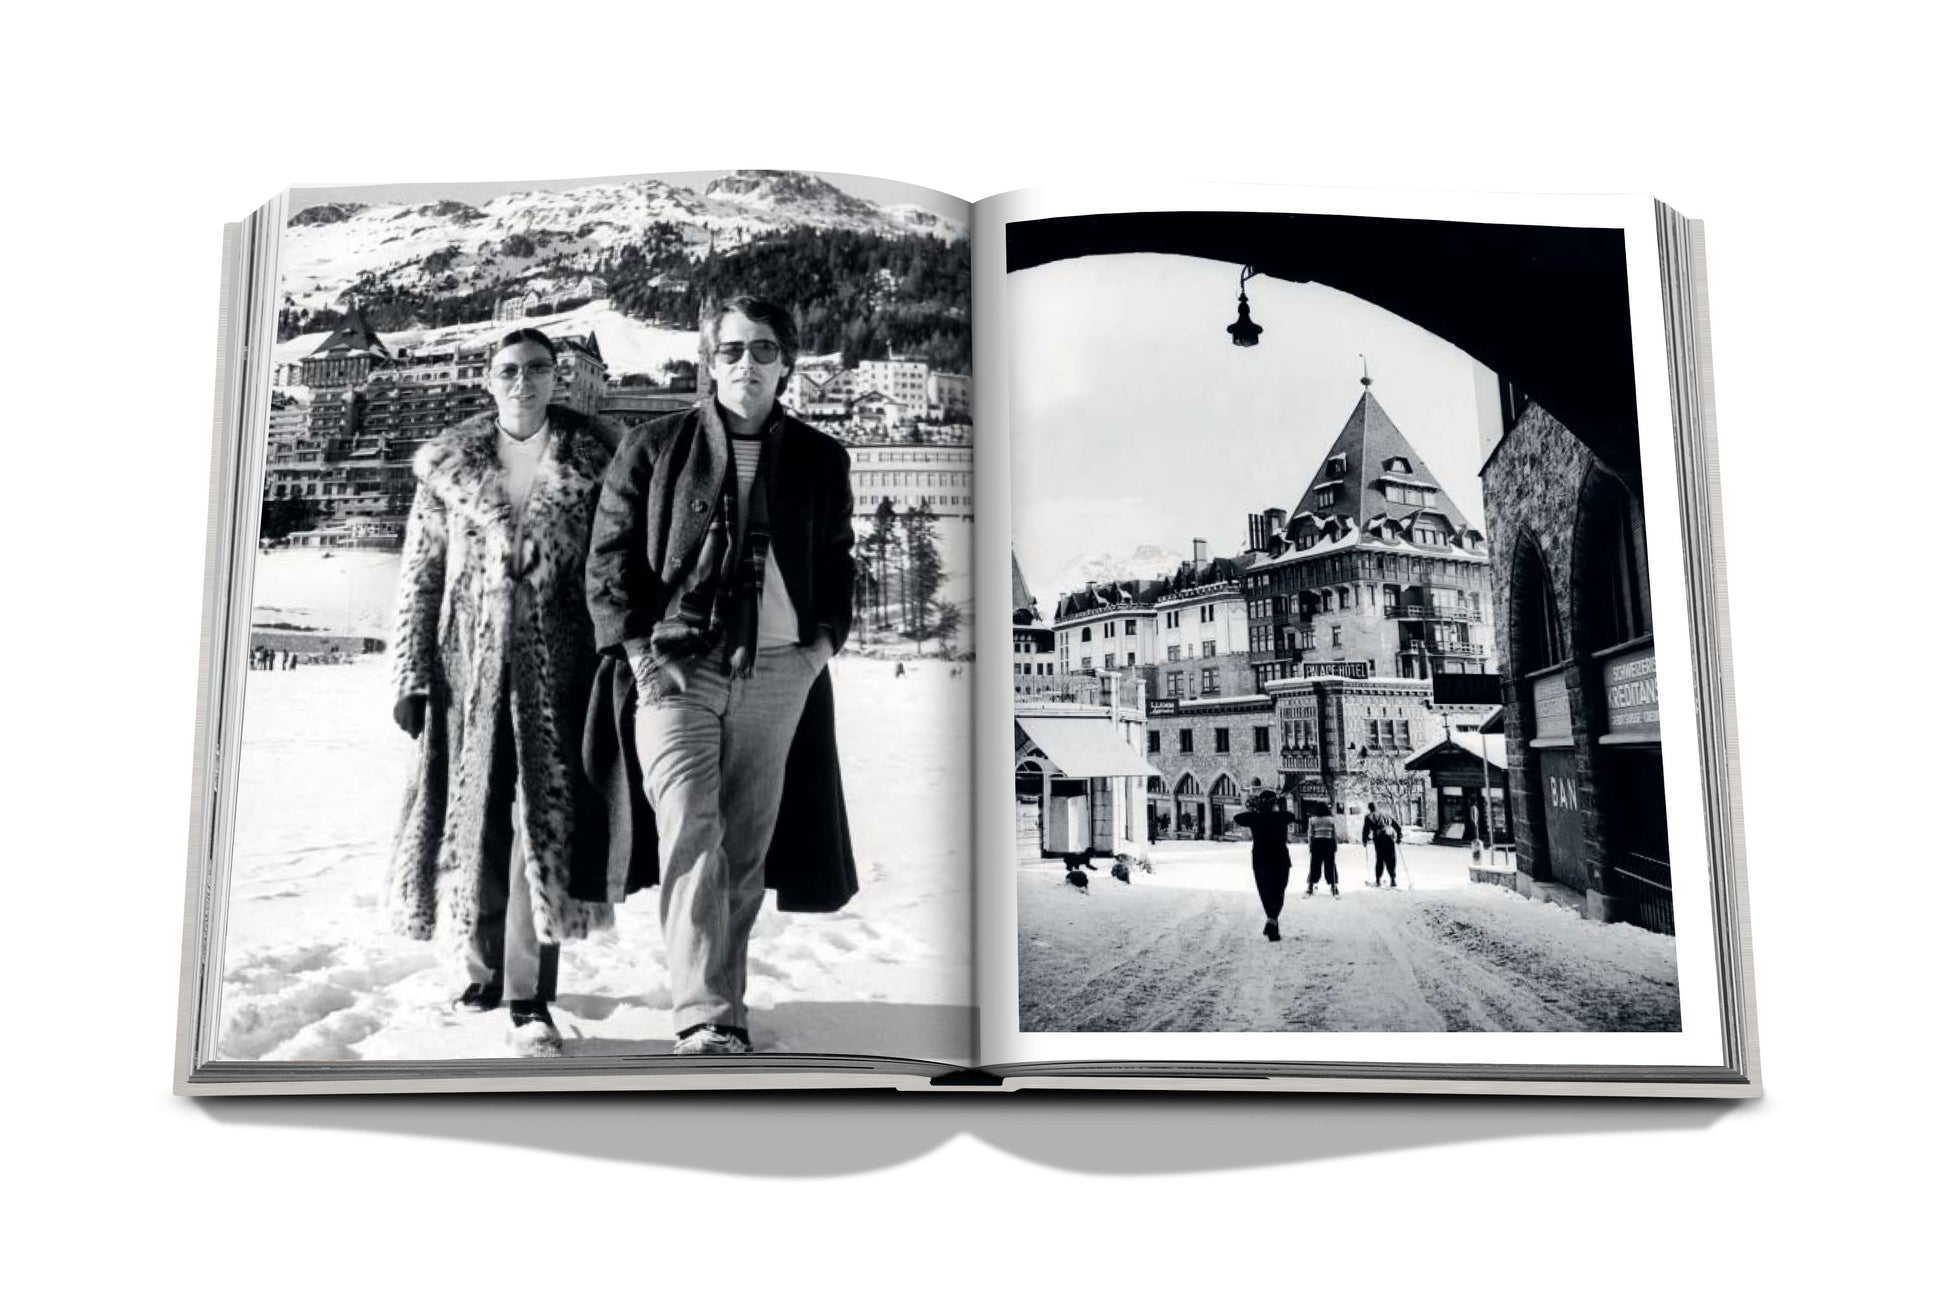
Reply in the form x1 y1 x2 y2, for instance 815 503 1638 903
1234 786 1299 941
1362 804 1402 888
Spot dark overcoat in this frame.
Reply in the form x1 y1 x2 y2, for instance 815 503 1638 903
386 405 621 955
577 401 858 912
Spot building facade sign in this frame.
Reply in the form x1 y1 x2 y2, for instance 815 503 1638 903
1303 661 1369 680
1599 645 1659 739
1538 748 1589 892
1530 668 1572 746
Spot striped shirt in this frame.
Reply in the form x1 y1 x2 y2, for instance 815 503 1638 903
729 433 800 647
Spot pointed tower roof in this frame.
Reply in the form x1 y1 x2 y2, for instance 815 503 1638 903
308 305 392 361
1288 385 1476 537
1011 551 1040 621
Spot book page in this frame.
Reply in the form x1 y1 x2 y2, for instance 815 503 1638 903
974 181 1732 1074
199 171 977 1073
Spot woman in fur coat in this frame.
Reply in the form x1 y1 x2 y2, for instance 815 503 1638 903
386 328 620 1058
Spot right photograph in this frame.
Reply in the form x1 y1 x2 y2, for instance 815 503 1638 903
1006 210 1677 1033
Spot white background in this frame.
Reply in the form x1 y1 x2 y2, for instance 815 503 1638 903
6 2 1935 1292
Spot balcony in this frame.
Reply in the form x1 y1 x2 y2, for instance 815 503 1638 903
1402 642 1486 659
1386 603 1480 622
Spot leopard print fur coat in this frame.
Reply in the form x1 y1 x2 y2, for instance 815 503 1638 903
386 405 620 957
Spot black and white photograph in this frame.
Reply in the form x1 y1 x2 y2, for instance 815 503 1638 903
1005 208 1681 1034
213 171 976 1064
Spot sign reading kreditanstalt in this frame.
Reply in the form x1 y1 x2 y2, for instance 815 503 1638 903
1601 646 1659 738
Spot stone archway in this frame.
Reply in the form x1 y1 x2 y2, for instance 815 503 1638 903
1508 530 1565 885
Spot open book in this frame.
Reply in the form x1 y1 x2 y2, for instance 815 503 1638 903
176 172 1756 1096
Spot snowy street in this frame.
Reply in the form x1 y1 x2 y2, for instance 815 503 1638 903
219 650 974 1065
1017 842 1679 1033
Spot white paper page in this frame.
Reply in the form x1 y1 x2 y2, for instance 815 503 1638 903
974 180 1728 1073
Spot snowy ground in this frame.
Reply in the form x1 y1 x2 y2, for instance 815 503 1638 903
1017 841 1679 1032
218 652 973 1065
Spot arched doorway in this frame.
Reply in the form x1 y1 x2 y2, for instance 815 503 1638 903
1208 773 1241 837
1574 468 1670 932
1510 530 1572 887
1015 758 1048 857
1173 771 1203 840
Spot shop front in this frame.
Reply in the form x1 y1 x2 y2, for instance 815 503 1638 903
1593 638 1670 932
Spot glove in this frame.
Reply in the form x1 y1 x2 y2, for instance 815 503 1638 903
393 695 426 739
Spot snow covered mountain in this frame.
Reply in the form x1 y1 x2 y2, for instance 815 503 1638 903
278 170 965 314
1046 544 1190 601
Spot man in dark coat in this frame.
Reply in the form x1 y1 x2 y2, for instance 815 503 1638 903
1362 804 1402 887
1234 787 1299 940
583 295 856 1056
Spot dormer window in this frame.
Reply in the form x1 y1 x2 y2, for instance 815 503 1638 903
1384 456 1411 473
1315 486 1339 508
1328 454 1347 475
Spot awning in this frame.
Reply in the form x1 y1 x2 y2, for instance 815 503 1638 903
1015 717 1161 778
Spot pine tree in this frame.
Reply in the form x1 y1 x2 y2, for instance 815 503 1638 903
902 502 943 651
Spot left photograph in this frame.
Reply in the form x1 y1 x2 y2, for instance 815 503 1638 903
219 171 974 1064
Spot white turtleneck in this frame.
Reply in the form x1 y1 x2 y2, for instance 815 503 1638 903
497 421 551 548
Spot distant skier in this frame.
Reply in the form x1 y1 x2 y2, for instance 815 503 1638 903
895 661 907 679
1362 804 1402 888
1235 787 1299 940
1306 807 1340 897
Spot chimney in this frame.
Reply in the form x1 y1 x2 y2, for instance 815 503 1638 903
1193 537 1209 565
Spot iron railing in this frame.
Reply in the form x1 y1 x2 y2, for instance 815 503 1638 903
1611 852 1675 936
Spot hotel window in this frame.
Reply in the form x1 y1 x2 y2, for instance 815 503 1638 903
1328 454 1346 475
1148 730 1161 753
1201 605 1215 623
1125 620 1137 635
1315 487 1339 508
1179 729 1194 753
1103 622 1116 638
1080 627 1091 642
1080 656 1091 670
1331 625 1343 648
1254 726 1271 753
1215 728 1231 753
1167 646 1180 661
1167 672 1182 696
1201 667 1218 691
1202 640 1216 658
1369 719 1382 747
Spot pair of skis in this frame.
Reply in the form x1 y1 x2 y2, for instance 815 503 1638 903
1360 843 1415 890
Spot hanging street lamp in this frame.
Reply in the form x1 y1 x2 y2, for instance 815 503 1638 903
1227 266 1263 347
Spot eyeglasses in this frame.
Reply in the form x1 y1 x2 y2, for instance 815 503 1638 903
711 340 783 366
491 362 557 383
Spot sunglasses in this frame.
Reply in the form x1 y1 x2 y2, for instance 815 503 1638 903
491 362 557 383
711 340 783 365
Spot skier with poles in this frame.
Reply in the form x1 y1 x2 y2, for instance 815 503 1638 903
1305 804 1340 897
1362 803 1403 888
